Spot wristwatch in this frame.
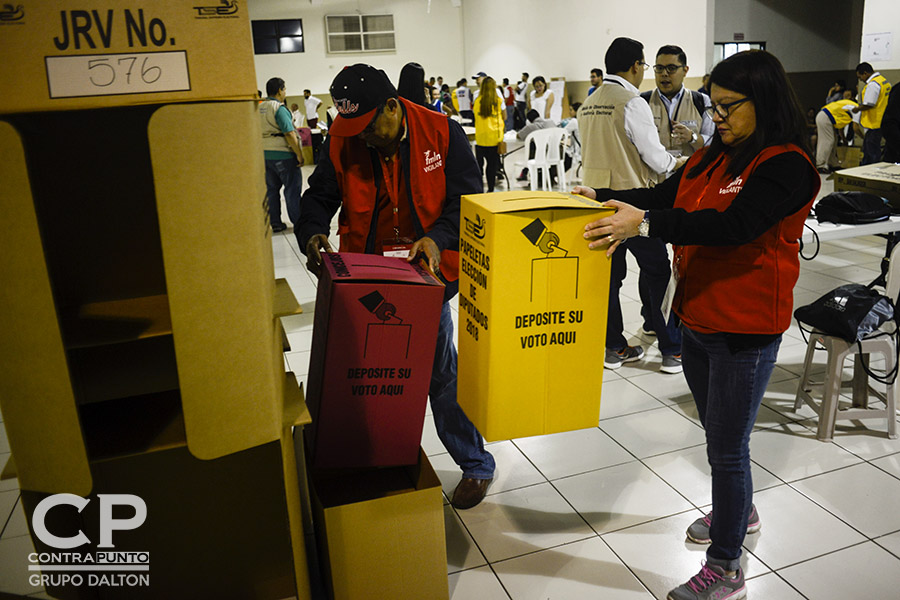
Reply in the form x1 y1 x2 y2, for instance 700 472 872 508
638 211 650 237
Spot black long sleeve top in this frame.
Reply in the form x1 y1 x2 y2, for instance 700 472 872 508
593 151 817 246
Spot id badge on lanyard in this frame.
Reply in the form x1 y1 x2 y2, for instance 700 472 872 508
380 154 414 258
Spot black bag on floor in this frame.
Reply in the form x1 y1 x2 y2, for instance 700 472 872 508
814 191 890 225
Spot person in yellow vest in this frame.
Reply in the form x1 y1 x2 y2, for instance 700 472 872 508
854 62 893 165
815 90 858 172
641 45 714 167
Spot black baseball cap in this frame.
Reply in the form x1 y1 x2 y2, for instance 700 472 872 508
472 71 488 79
329 64 398 137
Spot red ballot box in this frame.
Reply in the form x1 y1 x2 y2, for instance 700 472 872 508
306 252 444 468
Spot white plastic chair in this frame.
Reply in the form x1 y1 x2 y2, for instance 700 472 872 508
794 244 900 441
524 128 568 191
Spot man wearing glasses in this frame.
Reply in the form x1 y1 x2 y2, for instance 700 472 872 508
641 45 714 164
579 37 687 374
297 64 496 510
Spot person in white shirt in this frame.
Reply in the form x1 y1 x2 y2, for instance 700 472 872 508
528 76 555 121
303 89 322 129
290 103 304 129
561 102 581 172
455 78 474 123
514 73 529 128
577 36 686 374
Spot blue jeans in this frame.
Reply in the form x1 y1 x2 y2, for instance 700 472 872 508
431 302 495 479
681 326 781 571
607 237 682 355
861 128 883 165
264 157 302 227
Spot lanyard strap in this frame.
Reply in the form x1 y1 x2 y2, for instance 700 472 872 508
380 154 402 239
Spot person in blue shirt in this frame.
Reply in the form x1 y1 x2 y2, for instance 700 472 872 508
587 68 604 97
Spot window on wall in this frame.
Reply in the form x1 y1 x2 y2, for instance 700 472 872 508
251 19 304 55
325 14 395 53
713 42 766 65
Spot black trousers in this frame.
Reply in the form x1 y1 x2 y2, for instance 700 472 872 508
475 145 500 192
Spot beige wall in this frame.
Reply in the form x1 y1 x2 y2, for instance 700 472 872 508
248 0 465 96
460 0 711 84
861 0 900 71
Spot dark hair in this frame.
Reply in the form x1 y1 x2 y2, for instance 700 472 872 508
522 72 529 79
526 109 540 122
398 62 427 106
265 77 284 97
570 102 582 112
834 79 847 90
303 88 311 94
657 44 687 66
605 37 644 74
441 83 450 92
687 50 811 179
503 77 509 85
532 75 547 90
590 68 603 78
856 62 874 75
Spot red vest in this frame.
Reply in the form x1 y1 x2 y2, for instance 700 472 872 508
329 98 459 282
673 144 819 334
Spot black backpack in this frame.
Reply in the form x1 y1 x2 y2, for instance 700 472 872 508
814 191 891 225
640 89 708 116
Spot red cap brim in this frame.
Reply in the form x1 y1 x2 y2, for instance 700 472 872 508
328 107 377 137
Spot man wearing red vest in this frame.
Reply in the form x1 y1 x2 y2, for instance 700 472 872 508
298 64 495 509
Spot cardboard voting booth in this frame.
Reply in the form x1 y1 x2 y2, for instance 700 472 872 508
306 253 445 469
835 162 900 210
458 191 614 441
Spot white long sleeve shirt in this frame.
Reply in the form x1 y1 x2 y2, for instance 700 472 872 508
657 85 715 145
605 74 677 175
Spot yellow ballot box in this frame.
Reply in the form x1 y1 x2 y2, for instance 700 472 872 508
457 191 614 441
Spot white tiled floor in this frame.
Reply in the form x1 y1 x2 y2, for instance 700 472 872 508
3 172 900 599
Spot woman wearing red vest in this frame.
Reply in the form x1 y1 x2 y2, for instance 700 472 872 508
575 51 820 600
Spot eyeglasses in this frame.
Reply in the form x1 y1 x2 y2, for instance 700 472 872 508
653 64 684 75
706 97 751 120
637 61 650 71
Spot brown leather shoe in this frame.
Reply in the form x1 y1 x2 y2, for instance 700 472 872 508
450 477 493 510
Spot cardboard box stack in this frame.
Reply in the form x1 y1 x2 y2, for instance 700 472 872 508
457 191 615 441
303 252 449 600
835 162 900 210
0 2 311 598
